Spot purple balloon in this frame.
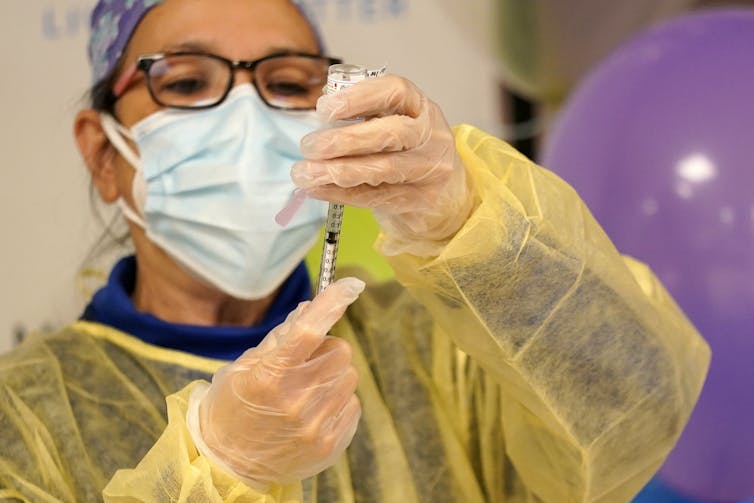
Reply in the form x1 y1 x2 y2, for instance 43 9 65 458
541 9 754 502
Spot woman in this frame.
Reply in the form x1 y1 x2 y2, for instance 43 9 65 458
0 0 709 501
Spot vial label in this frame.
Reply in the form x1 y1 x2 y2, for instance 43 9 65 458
326 79 359 95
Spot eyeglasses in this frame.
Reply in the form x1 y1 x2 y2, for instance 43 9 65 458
113 51 343 110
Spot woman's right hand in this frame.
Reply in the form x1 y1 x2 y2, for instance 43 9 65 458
191 277 364 490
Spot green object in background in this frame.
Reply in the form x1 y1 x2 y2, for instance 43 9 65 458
494 0 694 104
305 206 394 284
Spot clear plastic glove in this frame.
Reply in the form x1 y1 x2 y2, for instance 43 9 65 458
291 75 475 257
187 277 365 490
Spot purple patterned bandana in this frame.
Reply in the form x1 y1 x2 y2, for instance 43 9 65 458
88 0 321 84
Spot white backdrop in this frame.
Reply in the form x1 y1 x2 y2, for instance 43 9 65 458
0 0 503 354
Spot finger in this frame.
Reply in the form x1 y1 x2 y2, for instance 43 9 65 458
317 75 425 122
304 183 432 211
322 395 361 452
298 395 361 479
273 277 365 363
328 366 359 403
302 367 359 430
248 301 310 356
301 114 430 160
301 365 359 421
292 150 440 189
308 336 353 366
332 394 361 433
286 337 354 389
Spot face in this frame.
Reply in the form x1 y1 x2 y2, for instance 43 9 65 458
74 0 320 298
114 0 320 126
104 0 319 201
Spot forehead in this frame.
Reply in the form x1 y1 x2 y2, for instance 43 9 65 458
124 0 318 61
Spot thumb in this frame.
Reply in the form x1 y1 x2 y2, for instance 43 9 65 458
273 277 365 363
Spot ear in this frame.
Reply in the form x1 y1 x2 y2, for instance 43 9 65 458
73 109 121 203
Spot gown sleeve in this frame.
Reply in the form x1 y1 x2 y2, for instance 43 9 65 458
103 381 302 503
0 328 300 503
380 125 710 503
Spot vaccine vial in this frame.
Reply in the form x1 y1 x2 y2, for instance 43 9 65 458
326 64 368 95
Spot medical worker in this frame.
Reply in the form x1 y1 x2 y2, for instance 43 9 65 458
0 0 710 501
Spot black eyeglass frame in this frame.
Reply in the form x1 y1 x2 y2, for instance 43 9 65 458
128 51 343 111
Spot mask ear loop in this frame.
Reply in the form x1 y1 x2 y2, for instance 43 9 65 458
100 114 141 167
100 114 148 229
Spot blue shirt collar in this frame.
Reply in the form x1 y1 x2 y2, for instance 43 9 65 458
81 256 312 360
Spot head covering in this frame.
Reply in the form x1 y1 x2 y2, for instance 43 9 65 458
87 0 322 84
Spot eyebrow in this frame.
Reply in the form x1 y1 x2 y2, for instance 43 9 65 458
162 40 216 53
161 41 318 58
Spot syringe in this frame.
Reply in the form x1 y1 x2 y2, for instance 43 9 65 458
316 64 368 294
317 200 345 294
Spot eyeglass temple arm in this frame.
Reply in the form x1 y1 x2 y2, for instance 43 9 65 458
113 63 138 98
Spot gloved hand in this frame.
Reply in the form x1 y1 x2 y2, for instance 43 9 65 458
291 75 475 257
188 277 365 490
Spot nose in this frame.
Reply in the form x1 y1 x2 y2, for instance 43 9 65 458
232 68 255 87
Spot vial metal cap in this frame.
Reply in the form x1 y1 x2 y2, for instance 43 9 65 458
328 63 368 82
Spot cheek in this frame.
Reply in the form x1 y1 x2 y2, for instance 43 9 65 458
115 86 163 128
113 153 139 205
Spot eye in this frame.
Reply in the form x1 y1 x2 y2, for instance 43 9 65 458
265 80 309 96
160 76 209 95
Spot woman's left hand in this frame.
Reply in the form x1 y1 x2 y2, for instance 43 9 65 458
291 75 474 256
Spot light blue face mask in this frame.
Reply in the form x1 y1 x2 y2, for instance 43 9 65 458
100 84 327 299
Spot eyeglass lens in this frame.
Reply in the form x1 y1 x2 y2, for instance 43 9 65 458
147 54 331 109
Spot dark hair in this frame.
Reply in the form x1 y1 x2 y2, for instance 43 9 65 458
90 72 118 113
